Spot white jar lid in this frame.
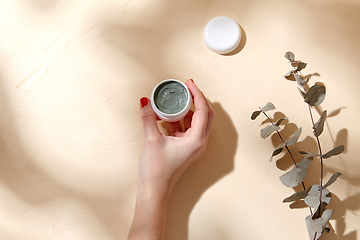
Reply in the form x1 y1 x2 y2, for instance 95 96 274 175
204 16 241 54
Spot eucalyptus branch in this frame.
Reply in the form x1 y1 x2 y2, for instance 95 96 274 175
260 109 298 167
306 98 325 216
251 51 345 240
260 107 312 216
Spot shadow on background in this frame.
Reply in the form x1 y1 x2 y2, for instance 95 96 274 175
0 58 127 239
166 102 238 240
4 0 360 239
222 24 247 56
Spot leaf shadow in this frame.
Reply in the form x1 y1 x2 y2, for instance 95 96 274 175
319 191 359 240
328 107 347 118
334 128 348 153
289 192 359 240
269 120 318 171
261 111 288 126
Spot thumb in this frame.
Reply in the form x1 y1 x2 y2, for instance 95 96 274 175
140 97 161 138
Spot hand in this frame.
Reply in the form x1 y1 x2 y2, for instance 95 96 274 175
138 79 214 190
128 79 214 240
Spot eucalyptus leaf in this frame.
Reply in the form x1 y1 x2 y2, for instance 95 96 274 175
251 110 261 120
322 172 341 189
261 125 280 139
310 218 323 233
261 102 276 112
321 209 334 230
284 70 296 81
324 224 331 233
285 51 295 62
313 201 328 220
305 215 322 240
291 61 300 68
304 73 320 83
305 185 331 209
298 154 314 168
294 73 305 86
298 151 319 157
314 110 327 137
323 145 345 159
286 127 302 146
269 142 286 162
304 84 326 106
280 166 307 188
299 151 309 154
304 75 310 84
274 117 288 126
296 61 307 71
284 71 292 77
283 190 307 203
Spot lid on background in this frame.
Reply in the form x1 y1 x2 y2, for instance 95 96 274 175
204 16 241 54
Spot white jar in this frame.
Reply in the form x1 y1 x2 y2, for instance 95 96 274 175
151 79 192 122
204 16 241 54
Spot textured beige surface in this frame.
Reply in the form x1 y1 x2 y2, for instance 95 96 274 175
1 0 360 239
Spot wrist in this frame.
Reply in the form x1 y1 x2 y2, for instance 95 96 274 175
129 178 171 240
137 176 173 203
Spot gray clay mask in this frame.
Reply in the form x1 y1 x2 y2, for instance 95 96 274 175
154 81 188 114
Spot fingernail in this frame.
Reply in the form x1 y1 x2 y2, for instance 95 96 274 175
140 97 148 109
190 79 194 83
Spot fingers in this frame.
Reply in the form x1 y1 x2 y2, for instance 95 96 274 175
139 97 161 139
168 121 182 136
185 79 210 138
184 110 194 131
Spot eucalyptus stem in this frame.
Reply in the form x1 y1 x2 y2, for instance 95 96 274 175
307 104 324 217
300 83 325 219
307 105 323 240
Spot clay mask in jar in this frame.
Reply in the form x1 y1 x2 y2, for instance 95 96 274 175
151 79 192 122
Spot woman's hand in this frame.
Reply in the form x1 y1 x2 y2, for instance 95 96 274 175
138 79 214 190
128 79 214 240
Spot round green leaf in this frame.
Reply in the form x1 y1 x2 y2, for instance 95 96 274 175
285 51 295 62
261 102 276 112
323 172 341 189
251 110 261 120
305 185 331 209
261 125 280 139
286 127 302 146
280 166 307 188
323 145 345 159
314 110 327 137
305 215 322 239
283 190 307 203
269 142 285 162
296 61 307 71
304 84 326 106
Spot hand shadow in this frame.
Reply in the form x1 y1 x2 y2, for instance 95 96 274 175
165 102 238 240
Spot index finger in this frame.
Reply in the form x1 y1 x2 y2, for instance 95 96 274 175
185 79 209 138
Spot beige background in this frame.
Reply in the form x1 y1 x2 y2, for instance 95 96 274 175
1 0 359 239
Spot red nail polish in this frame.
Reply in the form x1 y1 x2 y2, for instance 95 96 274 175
190 79 194 83
140 97 148 109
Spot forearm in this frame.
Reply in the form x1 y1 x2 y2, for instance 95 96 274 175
128 180 172 240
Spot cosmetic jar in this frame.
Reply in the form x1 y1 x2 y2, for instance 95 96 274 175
151 79 192 122
204 16 241 54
